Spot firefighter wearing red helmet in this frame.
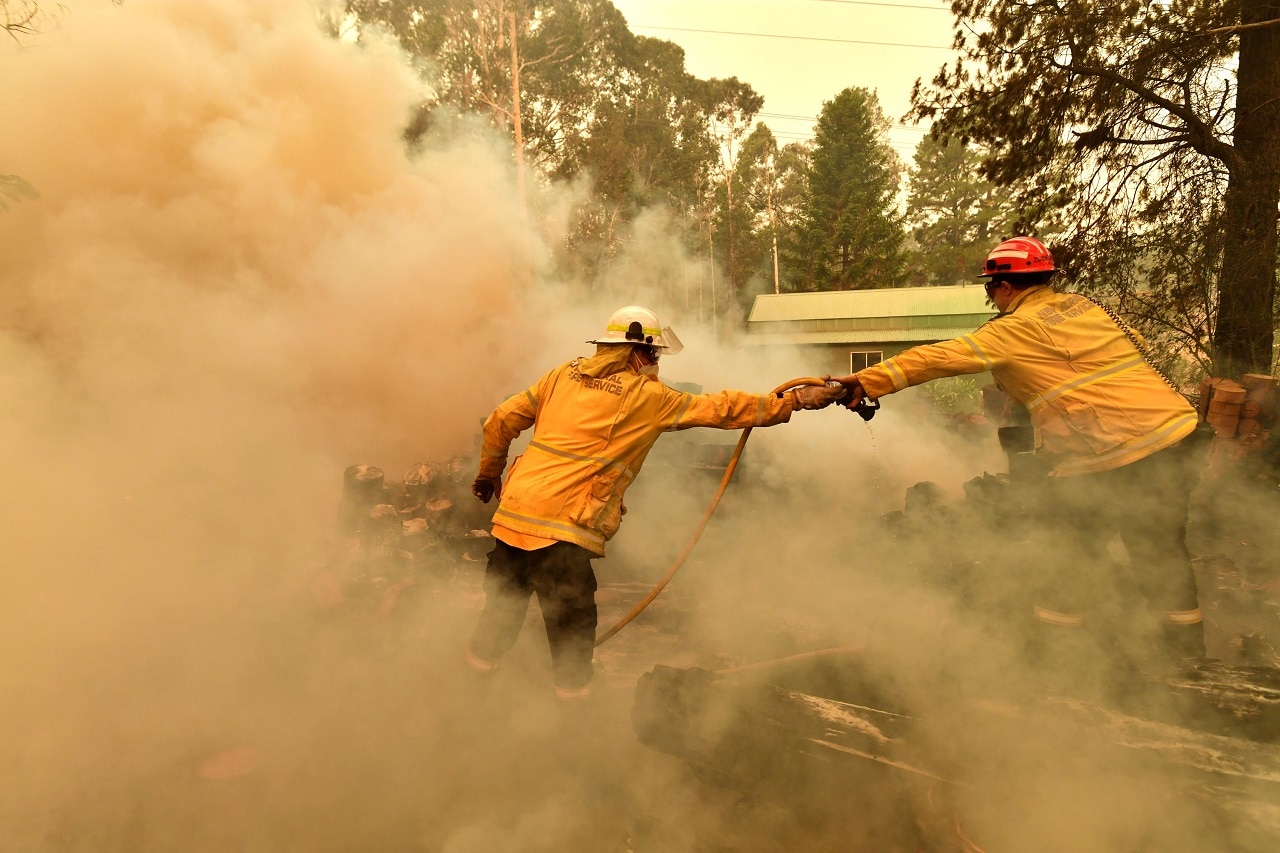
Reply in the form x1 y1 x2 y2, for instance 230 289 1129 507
830 236 1208 667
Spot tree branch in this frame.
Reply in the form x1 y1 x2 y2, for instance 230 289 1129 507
1112 134 1193 147
3 0 40 43
1053 56 1243 171
1197 17 1280 37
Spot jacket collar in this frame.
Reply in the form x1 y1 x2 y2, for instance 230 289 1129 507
1003 285 1052 315
577 344 634 378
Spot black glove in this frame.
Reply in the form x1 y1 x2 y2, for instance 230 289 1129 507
471 476 502 504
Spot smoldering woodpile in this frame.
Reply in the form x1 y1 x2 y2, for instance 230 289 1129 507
315 460 492 617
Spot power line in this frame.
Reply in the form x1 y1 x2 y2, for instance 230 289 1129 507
759 111 822 121
632 24 954 50
760 111 929 131
800 0 950 9
771 130 919 149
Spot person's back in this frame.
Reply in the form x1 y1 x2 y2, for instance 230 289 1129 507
970 285 1197 476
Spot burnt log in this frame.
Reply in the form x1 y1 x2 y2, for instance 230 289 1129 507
1158 660 1280 741
635 661 1280 780
632 664 945 849
633 665 934 787
633 660 1280 847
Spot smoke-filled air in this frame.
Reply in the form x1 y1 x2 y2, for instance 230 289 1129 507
2 1 1279 851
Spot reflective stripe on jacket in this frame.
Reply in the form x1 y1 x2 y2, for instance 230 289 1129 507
856 287 1197 477
478 355 795 555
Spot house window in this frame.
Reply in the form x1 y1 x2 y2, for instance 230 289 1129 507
850 351 884 372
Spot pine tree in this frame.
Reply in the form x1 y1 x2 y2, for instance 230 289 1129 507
904 137 1009 285
791 87 905 291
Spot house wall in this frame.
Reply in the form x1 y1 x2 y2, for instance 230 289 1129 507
794 341 924 376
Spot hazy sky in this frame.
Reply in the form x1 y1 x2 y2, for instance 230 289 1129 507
609 0 960 162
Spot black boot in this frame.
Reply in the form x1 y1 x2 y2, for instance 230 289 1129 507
1161 620 1206 662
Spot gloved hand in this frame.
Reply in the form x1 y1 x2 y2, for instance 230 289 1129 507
789 382 847 410
825 374 867 408
471 476 502 504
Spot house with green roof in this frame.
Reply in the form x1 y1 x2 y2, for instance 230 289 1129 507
744 284 996 375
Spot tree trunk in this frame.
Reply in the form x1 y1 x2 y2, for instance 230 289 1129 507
725 169 735 308
1212 0 1280 378
711 257 719 339
772 227 781 295
508 11 526 209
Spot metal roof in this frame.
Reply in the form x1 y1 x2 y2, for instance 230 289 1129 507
747 284 992 323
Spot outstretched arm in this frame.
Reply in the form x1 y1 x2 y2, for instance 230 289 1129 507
833 328 1009 404
472 383 541 503
657 382 844 432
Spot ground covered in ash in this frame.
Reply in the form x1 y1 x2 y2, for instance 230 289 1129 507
9 461 1280 852
10 545 795 852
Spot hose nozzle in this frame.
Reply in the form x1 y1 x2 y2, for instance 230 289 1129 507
852 397 880 421
828 381 880 421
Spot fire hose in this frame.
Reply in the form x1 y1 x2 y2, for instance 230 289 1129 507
594 376 878 646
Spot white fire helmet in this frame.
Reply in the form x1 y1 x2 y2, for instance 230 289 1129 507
587 305 684 354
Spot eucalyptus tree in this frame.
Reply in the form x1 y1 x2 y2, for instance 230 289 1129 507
343 1 765 284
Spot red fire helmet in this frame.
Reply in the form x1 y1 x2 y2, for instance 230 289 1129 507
978 236 1055 278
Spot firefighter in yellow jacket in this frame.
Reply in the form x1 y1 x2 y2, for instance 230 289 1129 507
831 237 1208 662
466 305 845 699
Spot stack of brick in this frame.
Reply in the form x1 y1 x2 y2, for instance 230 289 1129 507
1196 374 1276 470
1237 374 1275 449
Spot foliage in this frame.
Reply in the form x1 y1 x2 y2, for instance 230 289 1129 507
1071 169 1225 382
712 123 782 310
920 375 982 415
788 87 906 291
904 136 1011 285
912 0 1280 376
343 0 761 211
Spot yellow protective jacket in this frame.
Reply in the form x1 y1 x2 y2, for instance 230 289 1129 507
478 348 796 555
857 286 1197 477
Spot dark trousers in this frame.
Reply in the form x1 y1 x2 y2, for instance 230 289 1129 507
468 540 598 690
1035 435 1207 656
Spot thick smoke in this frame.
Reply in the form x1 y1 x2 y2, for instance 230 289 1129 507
0 2 1262 851
0 0 568 847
